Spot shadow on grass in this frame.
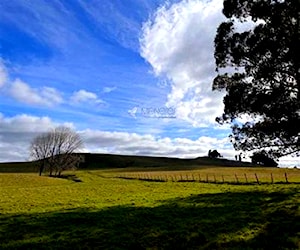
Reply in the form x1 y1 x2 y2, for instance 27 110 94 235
54 174 82 183
0 189 299 249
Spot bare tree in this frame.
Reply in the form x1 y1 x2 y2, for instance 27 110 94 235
30 126 83 176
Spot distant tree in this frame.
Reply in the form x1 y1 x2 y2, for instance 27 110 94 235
251 151 278 167
30 126 83 176
208 150 212 157
213 0 300 159
208 149 223 158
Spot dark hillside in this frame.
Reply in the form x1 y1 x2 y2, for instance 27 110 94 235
0 153 258 173
79 153 256 169
0 161 38 173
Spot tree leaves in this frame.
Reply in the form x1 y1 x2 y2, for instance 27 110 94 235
214 0 300 157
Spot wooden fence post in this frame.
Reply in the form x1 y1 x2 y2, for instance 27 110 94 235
255 173 260 184
214 174 217 183
198 174 201 182
271 173 274 184
235 174 239 184
244 173 248 184
222 175 224 183
206 174 209 183
285 172 289 183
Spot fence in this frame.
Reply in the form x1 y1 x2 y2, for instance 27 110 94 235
118 172 300 185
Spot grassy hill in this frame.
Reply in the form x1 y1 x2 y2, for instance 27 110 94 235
0 153 258 173
0 154 299 249
81 153 257 168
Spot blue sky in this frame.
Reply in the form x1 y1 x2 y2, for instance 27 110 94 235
0 0 297 166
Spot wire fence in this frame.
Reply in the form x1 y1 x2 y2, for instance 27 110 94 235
118 172 300 185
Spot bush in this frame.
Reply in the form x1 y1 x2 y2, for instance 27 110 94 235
251 152 278 167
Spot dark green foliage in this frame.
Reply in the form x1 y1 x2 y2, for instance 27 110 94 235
251 151 278 167
213 0 300 158
208 150 222 158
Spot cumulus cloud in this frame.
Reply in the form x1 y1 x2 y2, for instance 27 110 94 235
140 0 226 127
0 113 57 133
0 58 64 107
70 89 103 105
9 79 63 106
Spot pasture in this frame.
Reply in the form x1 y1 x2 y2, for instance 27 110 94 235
0 167 299 249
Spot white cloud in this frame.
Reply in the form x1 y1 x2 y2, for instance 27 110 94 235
0 59 64 107
279 156 300 168
80 128 233 158
140 0 226 127
42 87 64 105
102 86 117 93
10 79 44 105
9 79 63 106
70 89 103 104
0 113 56 133
0 60 8 88
0 113 73 162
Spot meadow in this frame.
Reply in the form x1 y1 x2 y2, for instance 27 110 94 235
0 167 299 249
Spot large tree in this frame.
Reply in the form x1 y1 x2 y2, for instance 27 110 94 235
30 126 83 176
213 0 300 158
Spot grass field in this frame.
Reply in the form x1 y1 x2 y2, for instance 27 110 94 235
0 167 299 249
113 166 300 184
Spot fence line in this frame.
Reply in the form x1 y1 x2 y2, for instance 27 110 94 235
117 172 299 185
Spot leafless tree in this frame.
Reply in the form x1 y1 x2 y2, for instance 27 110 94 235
30 126 83 176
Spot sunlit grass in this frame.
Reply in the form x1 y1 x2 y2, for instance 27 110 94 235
0 169 299 249
109 166 300 183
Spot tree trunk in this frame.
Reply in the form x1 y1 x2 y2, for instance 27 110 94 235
39 161 45 176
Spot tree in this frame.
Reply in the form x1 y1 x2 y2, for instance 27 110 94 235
213 0 300 159
251 151 278 167
30 126 83 176
208 149 223 158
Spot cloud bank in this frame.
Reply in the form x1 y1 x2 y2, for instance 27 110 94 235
0 113 233 162
0 113 298 167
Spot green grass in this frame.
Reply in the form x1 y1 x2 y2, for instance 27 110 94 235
112 166 300 184
0 169 299 249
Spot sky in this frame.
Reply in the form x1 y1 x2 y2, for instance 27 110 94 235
0 0 298 166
